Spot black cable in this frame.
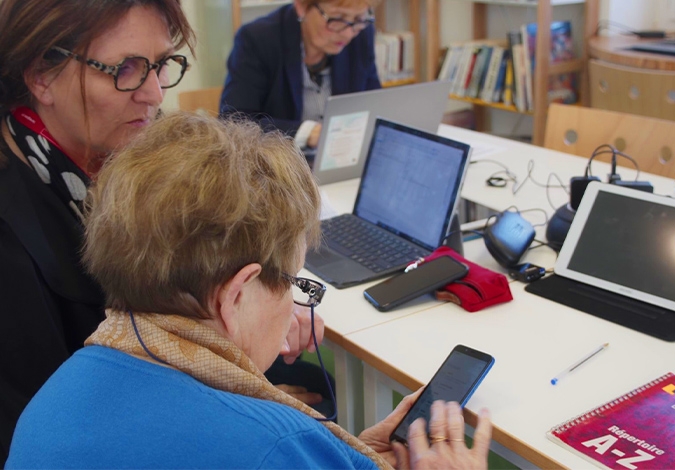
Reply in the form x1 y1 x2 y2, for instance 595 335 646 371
310 303 338 422
474 159 568 204
472 159 519 189
595 20 638 36
586 145 641 181
502 205 549 227
527 238 559 254
594 20 667 38
514 159 569 196
129 310 170 365
441 228 485 245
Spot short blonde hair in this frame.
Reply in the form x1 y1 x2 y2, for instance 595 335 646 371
84 112 321 319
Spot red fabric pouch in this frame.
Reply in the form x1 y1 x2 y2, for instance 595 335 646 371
409 246 513 312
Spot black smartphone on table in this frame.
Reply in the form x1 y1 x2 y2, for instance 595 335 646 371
390 344 495 445
363 256 468 312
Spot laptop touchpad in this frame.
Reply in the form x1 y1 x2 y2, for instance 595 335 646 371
305 248 373 284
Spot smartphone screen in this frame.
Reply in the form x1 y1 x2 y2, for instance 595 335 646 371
364 256 468 311
390 344 495 444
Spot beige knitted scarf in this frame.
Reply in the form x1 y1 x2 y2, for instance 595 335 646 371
86 309 391 469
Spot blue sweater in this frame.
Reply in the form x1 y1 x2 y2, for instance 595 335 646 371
7 346 377 469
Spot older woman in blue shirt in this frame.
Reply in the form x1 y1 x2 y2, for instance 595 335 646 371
7 112 492 469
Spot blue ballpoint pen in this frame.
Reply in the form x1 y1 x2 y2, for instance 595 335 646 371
551 343 609 385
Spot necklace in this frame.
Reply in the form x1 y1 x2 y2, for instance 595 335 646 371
306 55 330 87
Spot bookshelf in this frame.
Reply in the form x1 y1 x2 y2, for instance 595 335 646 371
428 0 599 145
230 0 422 86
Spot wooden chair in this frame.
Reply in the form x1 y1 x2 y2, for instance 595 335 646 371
543 103 675 179
177 87 222 117
589 59 675 122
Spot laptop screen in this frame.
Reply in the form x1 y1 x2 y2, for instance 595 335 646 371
353 119 470 250
555 183 675 311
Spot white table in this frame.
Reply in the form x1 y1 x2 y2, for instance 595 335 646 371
309 124 675 468
341 239 675 468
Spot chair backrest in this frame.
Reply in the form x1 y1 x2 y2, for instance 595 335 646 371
177 87 222 117
543 103 675 179
589 59 675 121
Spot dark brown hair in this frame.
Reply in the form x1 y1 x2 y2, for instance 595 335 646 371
0 0 196 115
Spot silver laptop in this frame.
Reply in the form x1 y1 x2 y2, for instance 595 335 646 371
312 80 452 185
305 118 471 289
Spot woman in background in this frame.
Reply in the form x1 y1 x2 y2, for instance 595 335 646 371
220 0 381 153
7 112 492 469
0 1 195 464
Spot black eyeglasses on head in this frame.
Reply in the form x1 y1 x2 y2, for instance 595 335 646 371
50 46 190 92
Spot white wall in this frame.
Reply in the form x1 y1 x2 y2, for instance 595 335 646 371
600 0 675 33
162 0 233 111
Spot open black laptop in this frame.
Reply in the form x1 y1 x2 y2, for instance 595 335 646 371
305 118 471 289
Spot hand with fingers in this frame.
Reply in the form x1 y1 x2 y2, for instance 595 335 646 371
274 384 323 406
391 400 492 470
358 388 425 467
281 304 325 365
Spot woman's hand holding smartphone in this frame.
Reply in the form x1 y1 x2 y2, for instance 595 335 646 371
400 401 492 470
358 375 493 469
390 344 495 445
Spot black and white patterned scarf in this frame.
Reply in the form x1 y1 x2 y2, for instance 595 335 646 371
6 109 90 219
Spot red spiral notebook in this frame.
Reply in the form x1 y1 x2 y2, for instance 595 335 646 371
547 372 675 469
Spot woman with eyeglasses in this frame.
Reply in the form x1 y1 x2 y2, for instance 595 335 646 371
0 0 194 464
219 0 381 154
6 112 492 469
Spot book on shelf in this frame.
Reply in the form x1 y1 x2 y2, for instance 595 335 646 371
523 20 577 105
547 372 675 469
446 40 507 101
480 46 504 103
502 51 514 106
507 29 528 111
491 50 509 103
520 24 534 110
436 47 449 80
437 44 462 82
460 45 480 97
450 44 474 96
466 45 492 98
375 31 415 83
446 45 465 85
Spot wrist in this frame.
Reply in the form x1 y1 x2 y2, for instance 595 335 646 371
294 120 319 149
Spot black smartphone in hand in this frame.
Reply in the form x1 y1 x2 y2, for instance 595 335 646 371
363 256 468 311
390 344 495 445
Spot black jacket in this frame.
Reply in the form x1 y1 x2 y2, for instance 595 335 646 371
220 4 381 136
0 134 104 466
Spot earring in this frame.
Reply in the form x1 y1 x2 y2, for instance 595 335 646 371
297 15 304 22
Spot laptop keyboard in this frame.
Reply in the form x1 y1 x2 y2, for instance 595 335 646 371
322 215 429 273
